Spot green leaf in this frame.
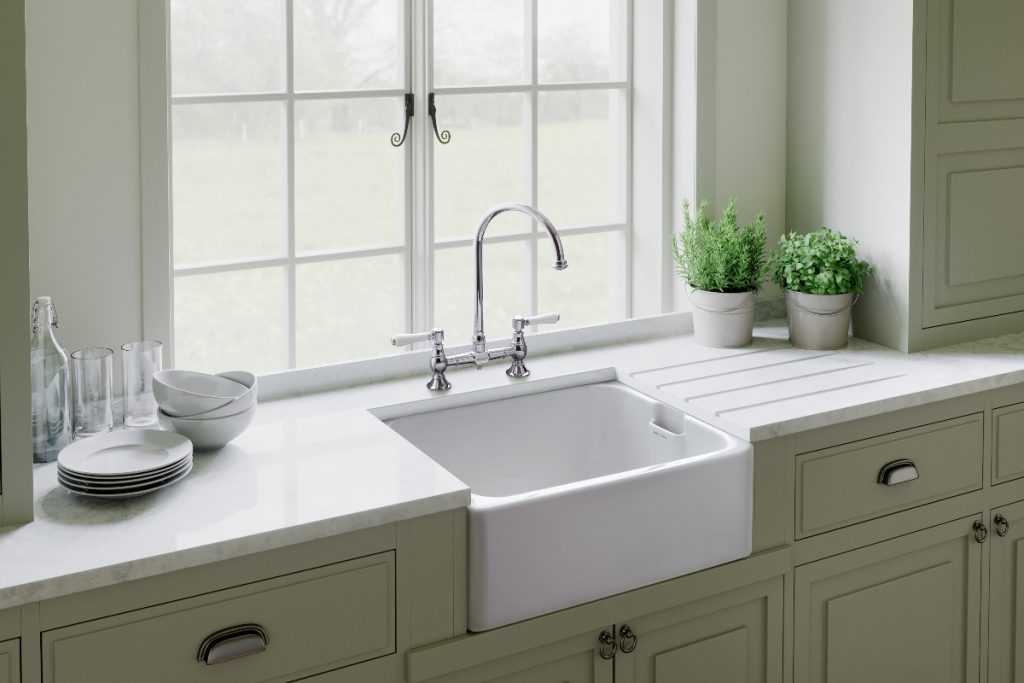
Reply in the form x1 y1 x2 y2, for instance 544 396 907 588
671 198 768 292
769 227 874 295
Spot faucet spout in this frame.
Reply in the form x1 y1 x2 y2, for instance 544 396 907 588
473 203 567 354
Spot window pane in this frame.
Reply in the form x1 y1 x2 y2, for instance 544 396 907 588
296 255 403 367
538 90 626 228
293 0 401 92
433 94 528 241
170 0 286 96
173 103 286 267
295 98 405 253
174 268 287 374
433 0 526 87
538 231 625 328
538 0 627 83
433 242 530 347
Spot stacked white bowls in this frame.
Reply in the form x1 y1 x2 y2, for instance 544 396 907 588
154 370 257 450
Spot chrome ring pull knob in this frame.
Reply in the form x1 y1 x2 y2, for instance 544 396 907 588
619 624 638 654
598 629 617 660
995 514 1010 537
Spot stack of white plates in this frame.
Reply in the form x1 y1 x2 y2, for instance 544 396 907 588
57 430 193 499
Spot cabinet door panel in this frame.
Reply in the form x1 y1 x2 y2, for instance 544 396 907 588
931 0 1024 123
487 650 603 683
994 403 1024 485
923 147 1024 326
794 517 982 683
0 639 18 683
616 578 782 683
988 500 1024 682
423 629 613 683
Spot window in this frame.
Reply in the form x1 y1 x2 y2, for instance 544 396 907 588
151 0 674 375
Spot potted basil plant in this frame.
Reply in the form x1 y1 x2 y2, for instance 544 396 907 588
772 227 874 349
672 199 769 348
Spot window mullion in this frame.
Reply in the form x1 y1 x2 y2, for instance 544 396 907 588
527 0 539 317
411 0 432 337
285 0 297 369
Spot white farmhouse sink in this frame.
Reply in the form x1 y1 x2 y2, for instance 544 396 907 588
384 381 753 631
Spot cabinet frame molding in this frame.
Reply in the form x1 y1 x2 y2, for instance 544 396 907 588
0 0 33 528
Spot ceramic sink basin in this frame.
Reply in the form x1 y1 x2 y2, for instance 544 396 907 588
383 380 753 631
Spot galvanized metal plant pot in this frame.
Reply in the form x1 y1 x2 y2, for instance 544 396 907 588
687 286 755 348
785 290 856 350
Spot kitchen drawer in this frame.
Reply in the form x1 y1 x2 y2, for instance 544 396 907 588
43 551 395 683
796 414 983 538
0 639 18 683
994 402 1024 485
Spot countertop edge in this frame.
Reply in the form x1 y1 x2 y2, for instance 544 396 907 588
0 488 469 611
746 368 1024 442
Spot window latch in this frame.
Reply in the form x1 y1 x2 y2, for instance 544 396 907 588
391 93 414 147
428 93 451 144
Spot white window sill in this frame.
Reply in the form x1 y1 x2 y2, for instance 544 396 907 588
257 312 695 402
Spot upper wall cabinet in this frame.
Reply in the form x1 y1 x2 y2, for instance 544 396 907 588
788 0 1024 351
933 0 1024 123
922 0 1024 330
0 0 33 526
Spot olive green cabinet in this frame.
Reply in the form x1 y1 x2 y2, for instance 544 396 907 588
987 500 1024 683
993 403 1024 486
794 516 983 683
411 627 614 683
42 552 395 683
614 578 783 683
482 639 610 683
0 639 18 683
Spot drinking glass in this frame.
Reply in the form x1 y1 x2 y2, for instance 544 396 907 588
71 347 114 438
122 340 162 428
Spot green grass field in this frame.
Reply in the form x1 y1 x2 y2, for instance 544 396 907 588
172 115 625 373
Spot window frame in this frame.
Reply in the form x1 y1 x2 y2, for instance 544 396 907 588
141 0 682 375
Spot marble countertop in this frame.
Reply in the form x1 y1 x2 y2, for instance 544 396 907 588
0 410 469 610
4 318 1024 610
622 322 1024 441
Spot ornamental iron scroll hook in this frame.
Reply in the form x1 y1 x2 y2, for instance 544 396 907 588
428 93 451 144
391 93 414 147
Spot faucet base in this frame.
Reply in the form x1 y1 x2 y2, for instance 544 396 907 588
506 362 530 379
427 373 452 392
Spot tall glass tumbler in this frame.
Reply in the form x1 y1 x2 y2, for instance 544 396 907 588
122 340 162 428
71 347 114 438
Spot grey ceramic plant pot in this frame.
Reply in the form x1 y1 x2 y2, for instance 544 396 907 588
785 290 856 349
687 286 755 348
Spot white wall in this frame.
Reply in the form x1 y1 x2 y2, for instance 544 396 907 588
786 0 914 349
26 0 143 380
715 0 788 301
674 0 790 309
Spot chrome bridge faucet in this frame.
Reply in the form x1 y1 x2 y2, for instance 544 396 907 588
392 203 568 391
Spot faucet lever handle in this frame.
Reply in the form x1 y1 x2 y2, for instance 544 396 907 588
513 312 560 332
392 328 444 347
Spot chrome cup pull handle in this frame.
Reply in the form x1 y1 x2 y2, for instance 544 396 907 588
877 459 919 486
197 624 269 665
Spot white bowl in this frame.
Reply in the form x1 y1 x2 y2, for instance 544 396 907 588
180 372 259 419
158 405 256 451
153 370 250 417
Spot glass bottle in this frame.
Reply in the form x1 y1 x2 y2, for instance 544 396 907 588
30 296 71 462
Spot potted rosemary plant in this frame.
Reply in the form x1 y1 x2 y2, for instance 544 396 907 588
672 199 769 347
772 227 873 349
